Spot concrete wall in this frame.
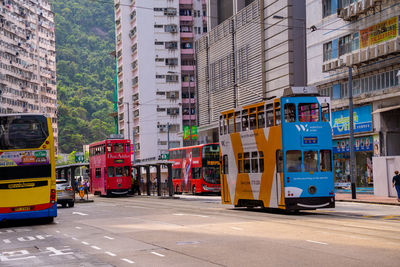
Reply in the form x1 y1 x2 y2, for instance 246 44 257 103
372 156 400 197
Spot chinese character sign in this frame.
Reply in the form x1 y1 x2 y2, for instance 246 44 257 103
183 126 190 140
360 16 398 48
191 126 198 140
332 105 372 136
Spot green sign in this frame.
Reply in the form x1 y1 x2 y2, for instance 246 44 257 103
191 126 198 140
159 154 169 160
183 126 190 140
75 153 84 163
34 151 47 157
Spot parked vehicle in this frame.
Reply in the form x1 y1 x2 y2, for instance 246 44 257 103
56 179 75 208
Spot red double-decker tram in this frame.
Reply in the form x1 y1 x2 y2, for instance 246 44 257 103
89 139 131 196
169 143 220 194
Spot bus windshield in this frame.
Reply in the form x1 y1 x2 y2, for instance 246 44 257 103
0 115 49 150
202 144 219 161
203 166 220 184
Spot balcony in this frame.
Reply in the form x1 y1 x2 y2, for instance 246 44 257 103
182 98 196 104
180 32 194 38
181 65 195 71
179 0 193 4
181 81 196 87
181 48 194 55
180 15 193 22
183 115 196 120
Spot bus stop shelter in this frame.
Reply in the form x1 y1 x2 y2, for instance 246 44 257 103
56 163 89 191
132 160 174 197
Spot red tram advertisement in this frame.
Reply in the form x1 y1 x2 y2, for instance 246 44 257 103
169 143 220 194
89 138 131 196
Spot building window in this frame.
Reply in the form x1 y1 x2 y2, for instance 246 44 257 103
323 42 332 62
322 0 332 17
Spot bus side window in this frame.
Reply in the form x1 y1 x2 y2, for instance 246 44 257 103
320 150 332 172
274 102 281 125
222 155 229 174
259 151 264 172
284 103 296 122
286 150 302 172
249 108 257 130
257 106 265 128
266 104 274 127
237 153 243 173
242 110 249 131
321 103 330 122
228 113 234 133
276 150 283 173
234 111 241 132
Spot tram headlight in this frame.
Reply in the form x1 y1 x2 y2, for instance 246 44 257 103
308 186 317 195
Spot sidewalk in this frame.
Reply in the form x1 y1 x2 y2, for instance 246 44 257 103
335 193 400 206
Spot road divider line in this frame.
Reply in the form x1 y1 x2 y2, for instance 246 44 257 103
151 252 165 257
63 234 69 237
82 241 90 245
230 227 242 231
122 258 135 264
56 230 60 233
306 240 328 245
105 251 116 257
104 236 114 240
91 245 101 250
72 237 78 241
72 212 88 216
75 226 82 229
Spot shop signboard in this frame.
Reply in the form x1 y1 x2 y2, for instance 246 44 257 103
191 126 198 140
183 126 190 140
333 136 373 154
332 105 372 136
360 16 398 49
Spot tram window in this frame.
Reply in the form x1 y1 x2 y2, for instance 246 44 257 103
222 155 229 174
115 167 123 177
234 112 241 132
192 168 201 179
242 110 249 131
124 166 131 177
243 152 250 173
107 167 114 177
228 113 234 133
320 150 332 172
114 143 124 153
223 115 228 134
192 147 201 157
96 168 102 178
238 153 243 173
257 106 265 128
251 151 258 173
321 103 330 122
259 151 264 172
298 103 320 122
266 104 274 127
274 102 281 125
286 150 302 172
249 108 257 130
276 150 283 173
304 151 318 172
107 143 112 153
125 143 130 153
284 103 296 122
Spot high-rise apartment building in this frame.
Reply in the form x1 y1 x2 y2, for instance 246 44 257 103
114 0 208 162
0 0 58 153
307 0 400 187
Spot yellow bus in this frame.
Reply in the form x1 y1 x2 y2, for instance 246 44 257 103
0 114 57 222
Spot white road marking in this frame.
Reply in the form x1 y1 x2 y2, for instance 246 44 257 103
72 212 88 216
173 213 185 216
122 258 135 264
104 236 114 240
63 234 69 237
55 231 60 233
75 226 82 229
230 227 243 231
3 239 11 244
306 240 328 245
173 213 209 218
72 237 78 241
81 241 90 245
193 215 209 218
151 252 165 257
105 251 116 257
91 246 101 250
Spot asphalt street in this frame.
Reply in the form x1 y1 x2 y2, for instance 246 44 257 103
1 195 400 267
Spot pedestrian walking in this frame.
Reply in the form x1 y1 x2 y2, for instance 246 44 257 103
392 170 400 202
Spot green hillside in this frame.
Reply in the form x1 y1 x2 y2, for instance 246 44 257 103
52 0 116 153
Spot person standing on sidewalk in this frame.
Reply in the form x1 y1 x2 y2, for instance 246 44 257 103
392 171 400 202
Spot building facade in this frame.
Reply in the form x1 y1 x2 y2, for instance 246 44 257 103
0 0 58 153
196 0 307 143
114 0 208 162
307 0 400 186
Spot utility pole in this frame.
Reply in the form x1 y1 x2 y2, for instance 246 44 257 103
132 127 135 164
126 103 131 142
167 122 170 150
348 67 356 199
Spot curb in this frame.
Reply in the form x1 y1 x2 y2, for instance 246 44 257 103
336 199 400 206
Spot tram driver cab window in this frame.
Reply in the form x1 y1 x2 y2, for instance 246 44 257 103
284 103 296 122
286 150 302 172
303 151 318 172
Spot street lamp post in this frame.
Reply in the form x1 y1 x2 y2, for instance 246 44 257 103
348 67 356 199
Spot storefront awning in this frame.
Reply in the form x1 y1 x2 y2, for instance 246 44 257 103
372 104 400 114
